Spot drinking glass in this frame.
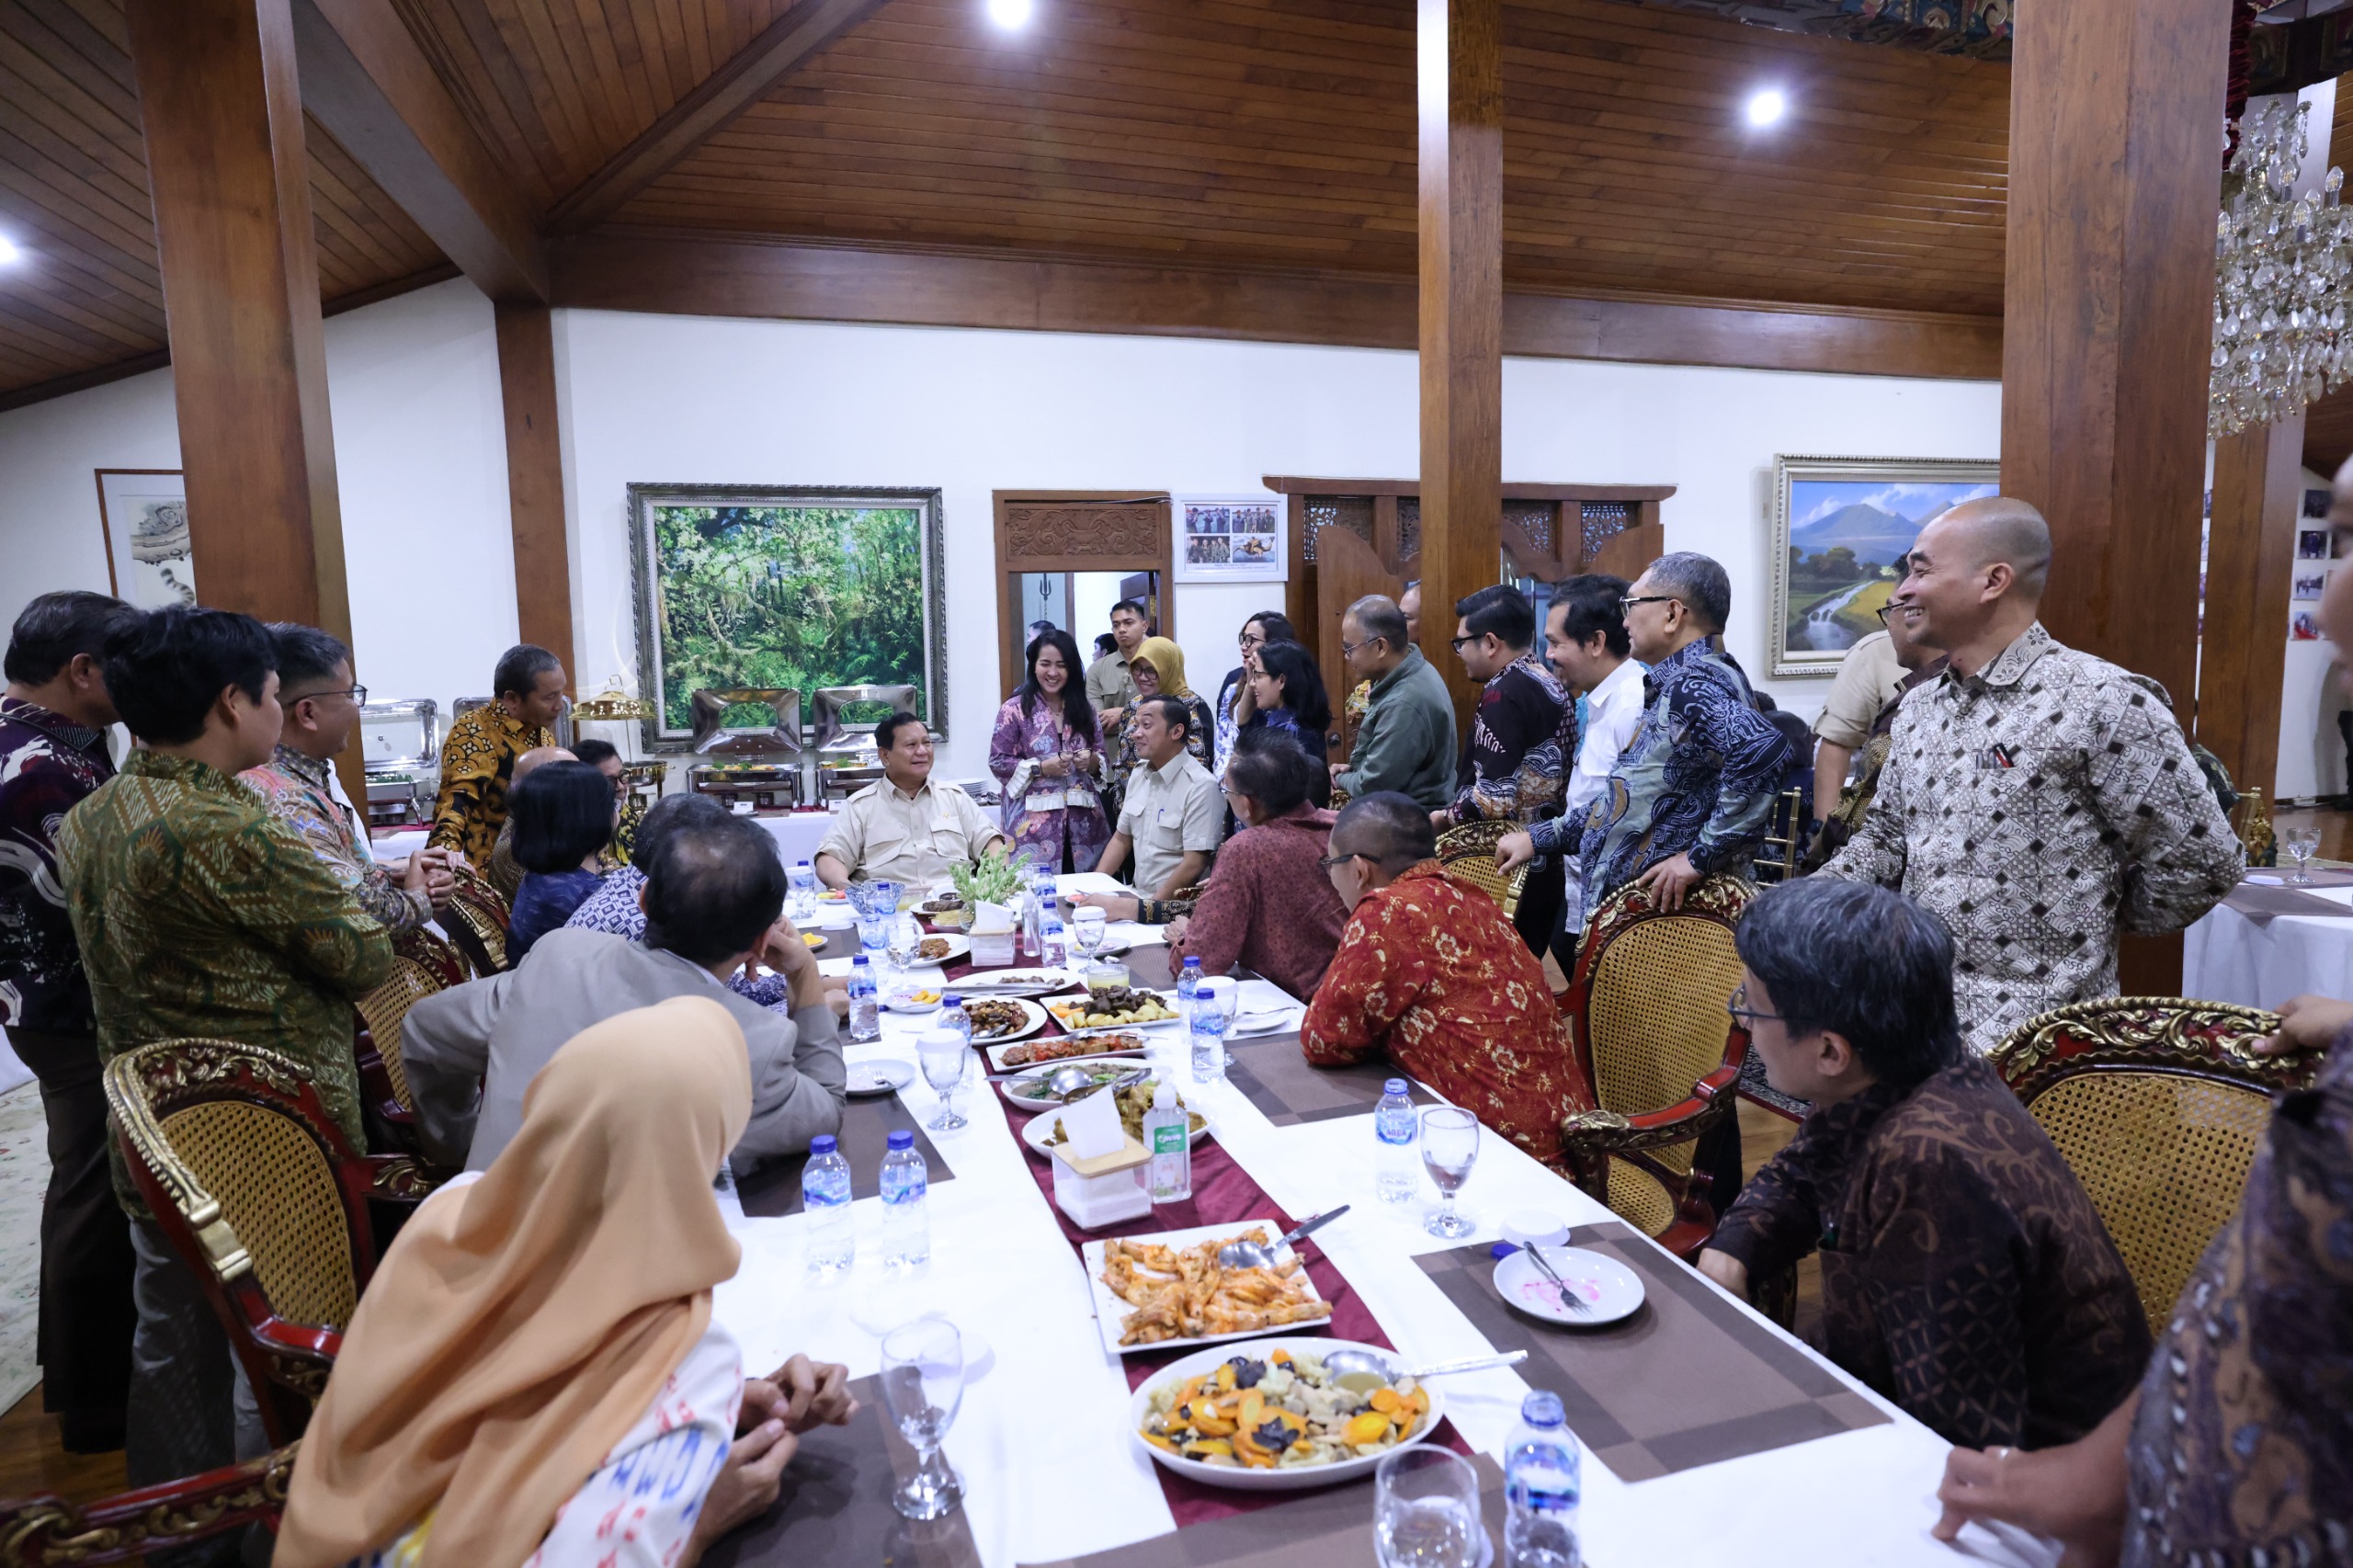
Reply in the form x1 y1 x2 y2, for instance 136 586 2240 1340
787 861 818 924
1420 1107 1481 1239
2284 826 2324 885
881 1318 965 1520
1072 904 1108 959
858 913 891 955
888 914 923 978
919 1032 968 1132
1374 1447 1486 1568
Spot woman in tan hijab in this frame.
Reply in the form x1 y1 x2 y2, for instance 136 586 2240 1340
1126 635 1214 768
278 995 855 1568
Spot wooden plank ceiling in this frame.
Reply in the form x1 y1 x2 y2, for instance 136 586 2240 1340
0 0 2010 405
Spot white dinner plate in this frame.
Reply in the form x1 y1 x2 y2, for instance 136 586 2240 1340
1229 1007 1304 1039
1082 1221 1333 1358
983 1033 1152 1074
1126 1336 1443 1492
1019 1098 1210 1158
1043 990 1183 1036
949 968 1084 997
999 1060 1149 1111
882 991 943 1014
904 932 971 966
844 1059 915 1098
1492 1244 1645 1326
960 996 1050 1044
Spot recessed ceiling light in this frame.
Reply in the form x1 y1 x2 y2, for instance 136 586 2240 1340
986 0 1032 28
0 235 21 266
1745 89 1788 128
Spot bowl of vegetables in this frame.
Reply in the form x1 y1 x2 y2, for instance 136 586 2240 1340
1130 1338 1443 1491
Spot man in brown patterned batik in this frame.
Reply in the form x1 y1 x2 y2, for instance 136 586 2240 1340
1697 878 2150 1451
428 643 566 868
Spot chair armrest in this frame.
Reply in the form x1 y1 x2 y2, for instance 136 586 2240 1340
356 1153 444 1202
244 1314 343 1402
0 1444 301 1565
1560 1062 1741 1158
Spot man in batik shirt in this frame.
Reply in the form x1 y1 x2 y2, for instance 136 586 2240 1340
1578 551 1791 921
1302 793 1587 1169
59 607 392 1501
243 623 452 933
0 590 141 1453
1819 498 2240 1051
1439 585 1576 958
428 642 566 866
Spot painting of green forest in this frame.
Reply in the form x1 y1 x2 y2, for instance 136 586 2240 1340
629 487 944 745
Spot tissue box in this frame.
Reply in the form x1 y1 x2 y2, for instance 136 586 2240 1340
1049 1137 1153 1230
970 899 1017 966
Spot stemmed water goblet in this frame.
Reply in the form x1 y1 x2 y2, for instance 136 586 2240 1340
918 1028 969 1132
881 1318 965 1520
2283 825 2324 886
1071 904 1108 960
1419 1107 1481 1240
887 913 923 984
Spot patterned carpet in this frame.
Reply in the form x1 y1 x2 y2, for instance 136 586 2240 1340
0 1084 43 1412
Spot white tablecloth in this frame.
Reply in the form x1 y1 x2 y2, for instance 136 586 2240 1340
752 812 839 868
710 989 2054 1568
2183 881 2353 1008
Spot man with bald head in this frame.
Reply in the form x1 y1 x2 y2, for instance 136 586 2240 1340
486 744 577 901
1819 496 2240 1051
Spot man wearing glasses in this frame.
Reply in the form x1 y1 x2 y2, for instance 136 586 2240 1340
1574 552 1790 918
1803 598 1944 870
242 623 456 929
1330 593 1455 812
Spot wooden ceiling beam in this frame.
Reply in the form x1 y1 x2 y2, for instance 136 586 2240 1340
548 231 2003 380
291 0 547 302
545 0 892 235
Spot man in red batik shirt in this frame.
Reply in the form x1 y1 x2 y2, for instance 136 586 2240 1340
1302 791 1589 1169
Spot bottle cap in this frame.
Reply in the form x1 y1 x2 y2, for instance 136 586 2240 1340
886 1129 915 1151
1181 954 1202 970
796 858 810 867
1385 1077 1409 1095
1519 1390 1566 1427
852 954 870 967
810 1135 837 1154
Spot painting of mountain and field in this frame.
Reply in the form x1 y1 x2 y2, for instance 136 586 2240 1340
1768 456 2000 677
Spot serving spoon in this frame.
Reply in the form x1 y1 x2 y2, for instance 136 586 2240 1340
1322 1347 1529 1384
1216 1206 1350 1269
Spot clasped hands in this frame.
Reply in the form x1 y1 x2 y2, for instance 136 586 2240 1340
689 1355 858 1557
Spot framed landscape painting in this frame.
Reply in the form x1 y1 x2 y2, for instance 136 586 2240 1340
1768 456 2000 677
628 485 947 751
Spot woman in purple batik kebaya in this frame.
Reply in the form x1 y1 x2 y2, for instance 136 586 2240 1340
989 628 1111 874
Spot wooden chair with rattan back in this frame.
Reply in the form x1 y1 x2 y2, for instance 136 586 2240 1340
442 860 511 976
354 928 467 1142
0 1443 299 1565
104 1040 439 1444
1988 996 2312 1340
1433 819 1527 918
1557 873 1754 1259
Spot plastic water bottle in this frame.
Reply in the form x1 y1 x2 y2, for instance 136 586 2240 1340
1189 976 1229 1086
1176 954 1203 1026
1505 1390 1581 1568
1041 914 1068 969
1020 868 1043 960
788 859 817 923
847 955 881 1043
939 996 972 1046
879 1129 930 1272
1376 1079 1420 1207
802 1134 855 1278
1144 1079 1192 1202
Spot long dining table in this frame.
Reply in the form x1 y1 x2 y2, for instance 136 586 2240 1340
700 874 2057 1568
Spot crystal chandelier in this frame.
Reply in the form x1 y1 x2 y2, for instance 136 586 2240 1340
2209 98 2353 439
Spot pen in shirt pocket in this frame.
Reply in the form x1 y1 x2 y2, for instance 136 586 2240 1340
1980 743 2018 769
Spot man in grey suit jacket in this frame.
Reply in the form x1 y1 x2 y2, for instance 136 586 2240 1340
404 810 846 1174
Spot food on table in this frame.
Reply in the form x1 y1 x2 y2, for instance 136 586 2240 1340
1140 1348 1423 1469
817 888 847 903
1006 1062 1135 1104
800 931 827 948
998 1033 1148 1067
920 893 966 915
963 999 1031 1040
892 986 943 1007
917 936 953 960
1045 1080 1203 1146
1101 1231 1335 1347
1048 986 1176 1028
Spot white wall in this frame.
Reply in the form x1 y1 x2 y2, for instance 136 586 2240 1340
2279 465 2347 800
0 278 517 712
0 284 2006 781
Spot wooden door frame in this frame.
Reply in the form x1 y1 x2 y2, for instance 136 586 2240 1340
991 490 1175 699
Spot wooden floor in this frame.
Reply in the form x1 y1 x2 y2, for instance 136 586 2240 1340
0 1102 1821 1511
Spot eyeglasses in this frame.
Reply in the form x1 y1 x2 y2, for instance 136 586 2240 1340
1237 630 1267 648
286 684 367 707
1725 987 1784 1028
1874 604 1915 623
1317 850 1361 870
1619 596 1676 615
1448 633 1483 651
1339 637 1377 657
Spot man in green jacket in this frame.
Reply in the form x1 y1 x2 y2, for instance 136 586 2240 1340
59 605 393 1516
1331 594 1456 812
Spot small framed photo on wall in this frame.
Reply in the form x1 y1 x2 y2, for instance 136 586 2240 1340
2299 528 2331 561
2306 488 2333 518
94 469 194 608
2295 571 2327 601
1172 496 1285 583
2293 609 2324 641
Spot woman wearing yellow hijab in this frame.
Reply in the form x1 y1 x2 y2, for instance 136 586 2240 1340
1125 635 1214 769
277 996 855 1568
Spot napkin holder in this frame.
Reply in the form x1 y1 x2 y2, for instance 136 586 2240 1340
970 899 1017 966
1048 1136 1152 1230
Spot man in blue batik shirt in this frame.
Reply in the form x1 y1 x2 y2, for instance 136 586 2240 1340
1572 552 1790 920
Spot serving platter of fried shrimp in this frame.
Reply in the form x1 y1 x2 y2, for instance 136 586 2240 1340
1080 1223 1336 1357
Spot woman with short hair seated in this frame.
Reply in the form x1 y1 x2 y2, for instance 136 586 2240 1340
1163 726 1347 1001
505 760 617 962
276 996 857 1568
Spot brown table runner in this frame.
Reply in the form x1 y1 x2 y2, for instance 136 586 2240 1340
1223 1035 1439 1127
1417 1221 1887 1482
1017 1454 1508 1568
701 1373 983 1568
735 1093 955 1218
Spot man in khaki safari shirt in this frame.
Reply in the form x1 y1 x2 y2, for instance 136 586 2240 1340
814 712 1009 888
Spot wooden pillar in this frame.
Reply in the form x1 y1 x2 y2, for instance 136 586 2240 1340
128 0 362 801
494 302 575 688
2201 418 2303 798
1999 0 2232 994
1415 0 1504 728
